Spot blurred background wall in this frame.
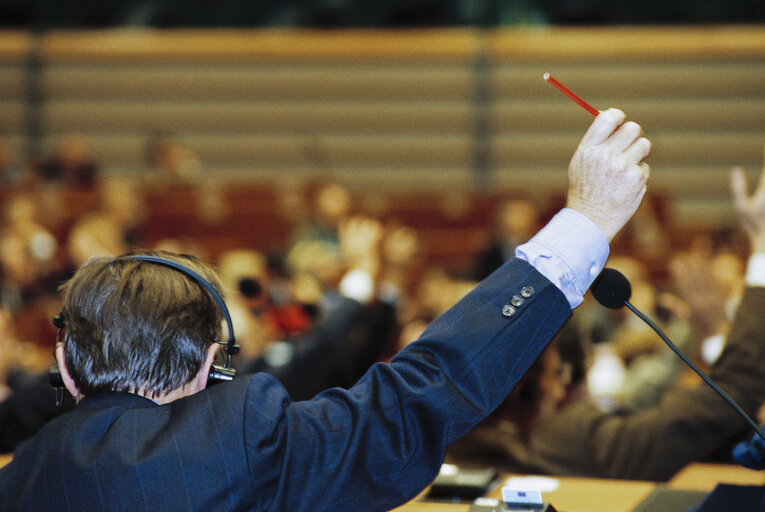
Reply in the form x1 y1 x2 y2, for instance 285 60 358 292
0 2 763 270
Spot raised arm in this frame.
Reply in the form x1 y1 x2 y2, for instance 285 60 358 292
256 109 651 511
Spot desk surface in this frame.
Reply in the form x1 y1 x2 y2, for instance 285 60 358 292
1 455 761 512
668 462 765 491
395 463 765 512
393 475 656 512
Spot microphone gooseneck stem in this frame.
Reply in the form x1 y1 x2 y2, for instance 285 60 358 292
624 300 765 443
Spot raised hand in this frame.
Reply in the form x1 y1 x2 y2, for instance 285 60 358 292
566 108 651 242
730 143 765 253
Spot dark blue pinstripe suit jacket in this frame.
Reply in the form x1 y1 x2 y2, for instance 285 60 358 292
0 258 570 512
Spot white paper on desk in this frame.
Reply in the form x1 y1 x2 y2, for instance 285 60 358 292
503 476 560 492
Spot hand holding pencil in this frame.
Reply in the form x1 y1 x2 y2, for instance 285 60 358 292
544 73 651 241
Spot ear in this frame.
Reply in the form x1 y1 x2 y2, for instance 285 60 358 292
55 343 81 400
193 343 220 393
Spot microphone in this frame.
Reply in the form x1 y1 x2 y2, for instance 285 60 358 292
591 268 765 444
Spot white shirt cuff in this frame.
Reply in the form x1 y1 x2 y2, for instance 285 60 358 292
515 208 610 308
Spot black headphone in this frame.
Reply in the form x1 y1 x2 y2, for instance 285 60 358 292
49 254 240 401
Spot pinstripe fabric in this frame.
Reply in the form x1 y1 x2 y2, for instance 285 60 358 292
0 258 570 512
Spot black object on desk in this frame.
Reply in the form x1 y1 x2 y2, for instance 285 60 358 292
426 465 498 502
468 502 557 512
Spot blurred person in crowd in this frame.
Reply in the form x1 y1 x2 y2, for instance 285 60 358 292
285 181 354 286
0 193 59 313
472 198 542 281
33 135 98 187
0 137 28 188
581 254 695 413
217 248 275 360
144 132 202 185
614 196 671 264
65 175 145 269
446 147 765 482
0 305 60 454
660 246 745 371
240 215 399 400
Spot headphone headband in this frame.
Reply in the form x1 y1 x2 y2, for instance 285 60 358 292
122 254 238 357
50 253 238 396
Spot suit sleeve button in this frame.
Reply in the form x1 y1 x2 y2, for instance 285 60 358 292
502 304 516 317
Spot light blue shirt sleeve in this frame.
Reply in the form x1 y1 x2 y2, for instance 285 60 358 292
515 208 610 309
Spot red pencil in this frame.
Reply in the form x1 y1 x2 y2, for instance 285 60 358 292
543 73 599 117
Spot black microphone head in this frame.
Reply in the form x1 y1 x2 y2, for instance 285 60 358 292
591 267 631 309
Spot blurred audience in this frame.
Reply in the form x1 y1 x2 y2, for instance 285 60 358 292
33 135 98 188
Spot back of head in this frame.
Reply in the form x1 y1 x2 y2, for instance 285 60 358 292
59 250 224 399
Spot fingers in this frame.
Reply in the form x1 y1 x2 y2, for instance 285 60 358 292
625 136 651 169
580 108 625 146
608 121 642 151
582 108 649 171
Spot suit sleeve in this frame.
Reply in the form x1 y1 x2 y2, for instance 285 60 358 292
243 258 571 512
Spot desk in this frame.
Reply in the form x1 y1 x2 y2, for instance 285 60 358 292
391 503 469 512
525 476 654 512
668 462 765 491
393 475 656 512
485 476 655 512
395 464 765 512
0 457 760 511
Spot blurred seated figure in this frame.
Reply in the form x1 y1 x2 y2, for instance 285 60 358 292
0 137 28 188
472 198 542 281
65 176 145 269
217 248 276 361
660 245 745 371
0 306 59 454
285 181 354 289
33 135 98 188
144 132 202 185
0 193 59 314
581 255 695 413
231 216 399 400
